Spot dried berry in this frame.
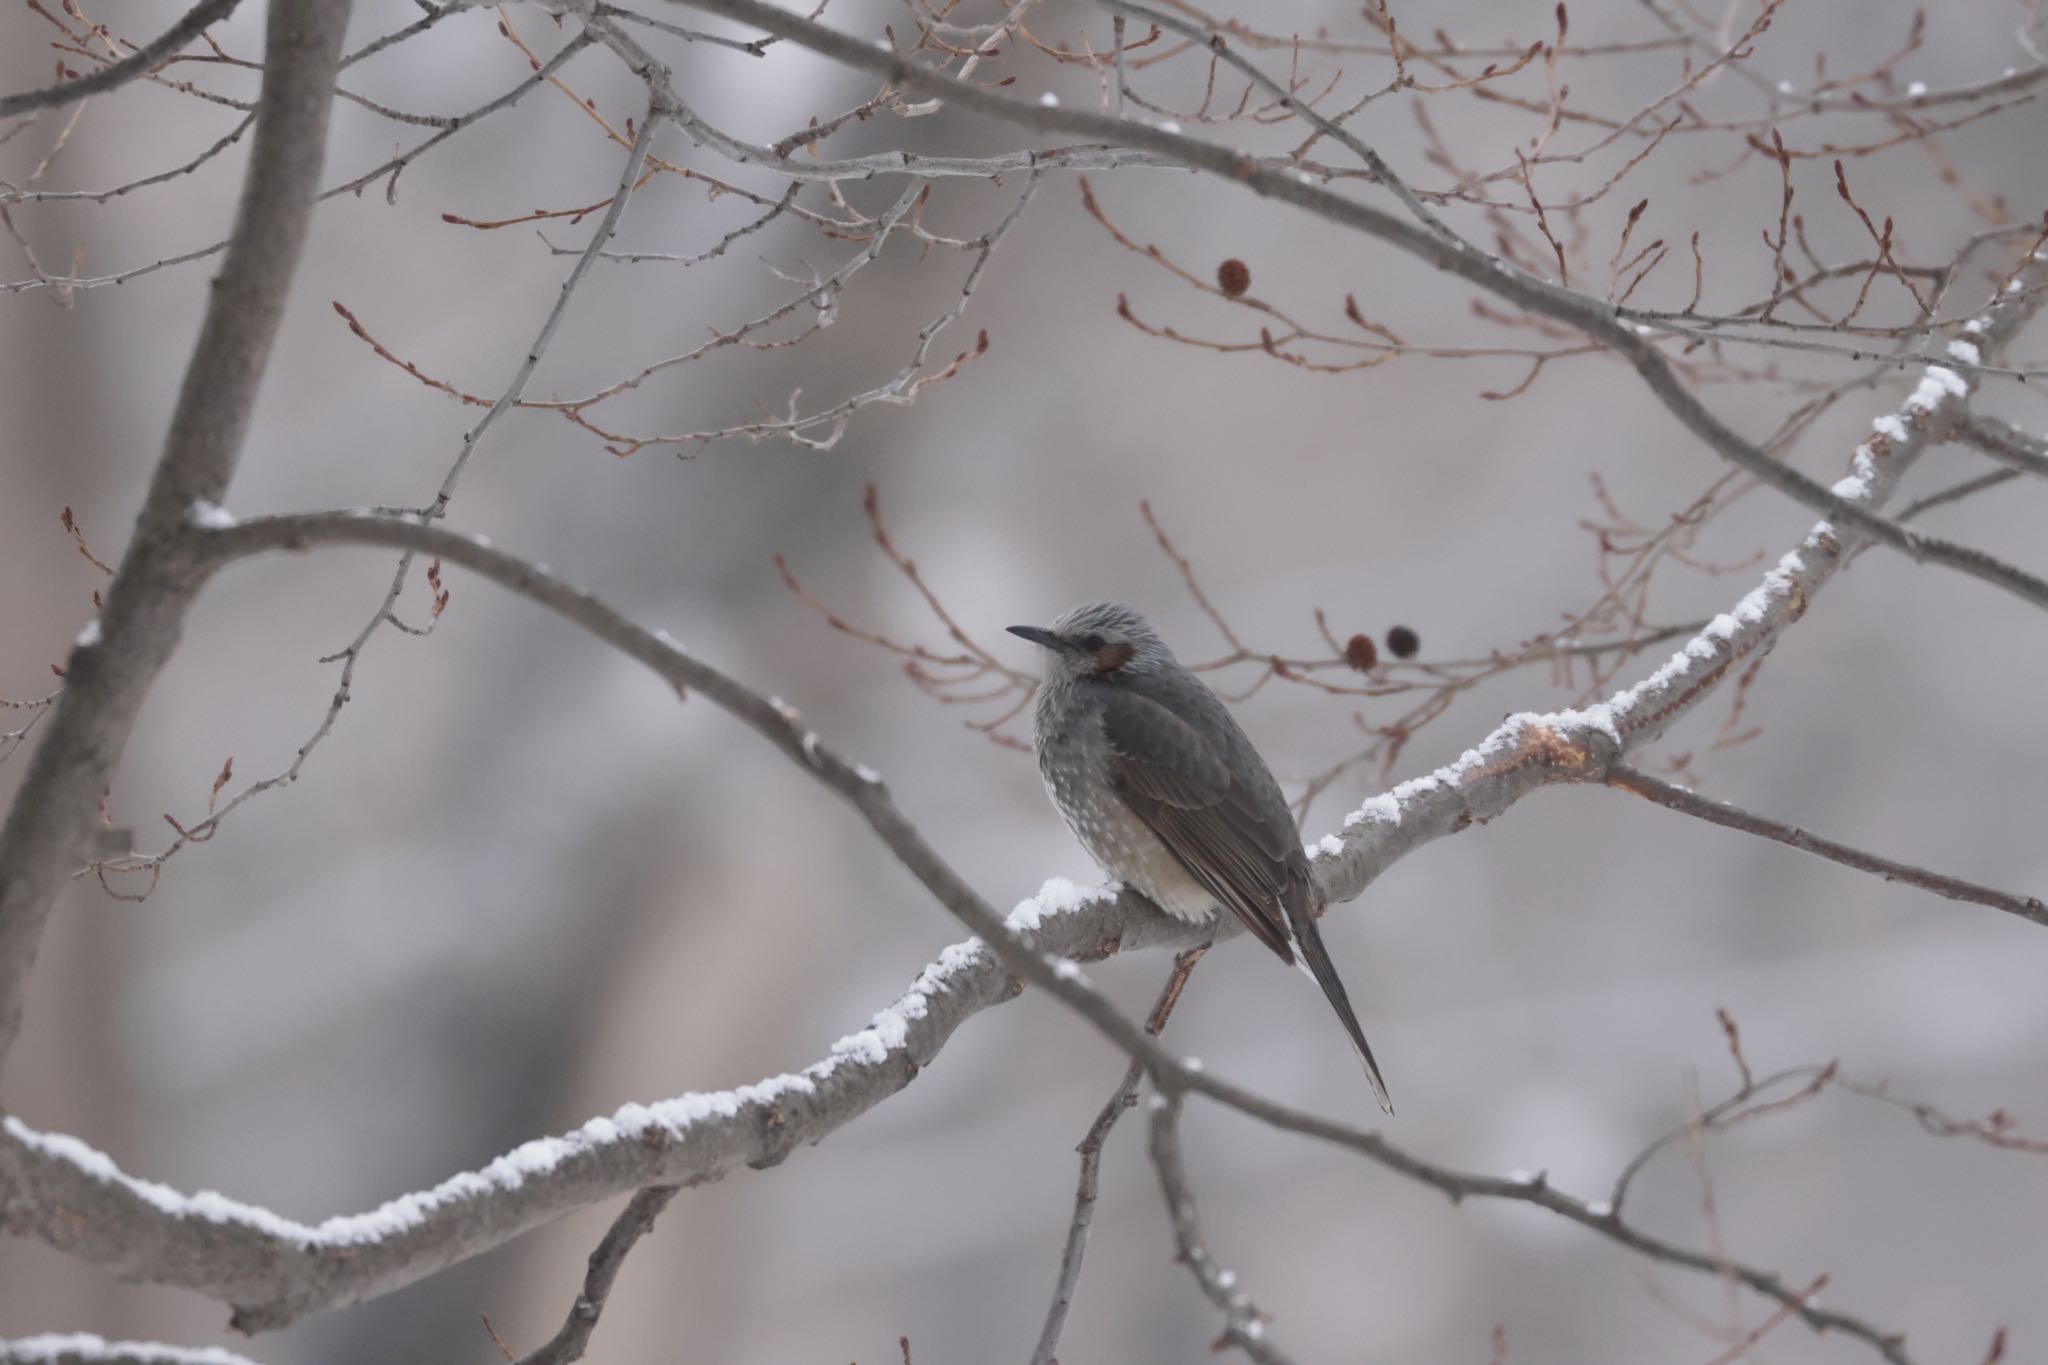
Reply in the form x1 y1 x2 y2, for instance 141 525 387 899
1216 258 1251 297
1343 633 1378 671
1385 625 1420 659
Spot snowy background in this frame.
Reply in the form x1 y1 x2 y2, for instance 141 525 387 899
3 2 2046 1362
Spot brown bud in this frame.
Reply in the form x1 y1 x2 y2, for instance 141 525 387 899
1216 258 1251 297
1343 633 1378 671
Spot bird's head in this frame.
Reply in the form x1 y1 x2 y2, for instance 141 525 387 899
1007 601 1172 684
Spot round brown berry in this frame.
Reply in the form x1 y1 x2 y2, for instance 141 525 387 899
1216 258 1251 297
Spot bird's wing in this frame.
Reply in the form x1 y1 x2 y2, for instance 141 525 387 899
1101 687 1396 1113
1097 688 1298 963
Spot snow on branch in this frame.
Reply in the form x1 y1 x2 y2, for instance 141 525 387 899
0 1336 268 1365
0 928 1041 1330
5 5 2043 1360
8 230 2037 1329
4 188 2039 1353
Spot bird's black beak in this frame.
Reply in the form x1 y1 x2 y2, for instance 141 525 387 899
1006 624 1067 651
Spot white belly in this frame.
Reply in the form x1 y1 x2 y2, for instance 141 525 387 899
1034 687 1219 924
1055 777 1217 923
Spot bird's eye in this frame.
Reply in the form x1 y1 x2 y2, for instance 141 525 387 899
1080 634 1105 652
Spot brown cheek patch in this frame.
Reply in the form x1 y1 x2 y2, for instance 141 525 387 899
1095 641 1136 673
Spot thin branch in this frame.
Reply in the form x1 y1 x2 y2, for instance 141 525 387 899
1696 1276 1830 1361
1099 0 1458 245
90 95 664 894
0 0 242 118
511 1185 681 1365
659 0 2048 614
0 0 351 1068
1030 947 1205 1365
1891 468 2020 523
1609 765 2046 925
1147 1089 1294 1364
1952 413 2048 480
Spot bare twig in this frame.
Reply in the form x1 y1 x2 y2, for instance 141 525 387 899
1147 1088 1294 1364
0 0 242 118
511 1185 681 1365
1608 764 2047 926
660 0 2048 615
84 96 664 895
1030 947 1206 1365
0 0 352 1066
1952 413 2048 480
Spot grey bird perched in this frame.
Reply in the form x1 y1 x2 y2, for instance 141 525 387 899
1009 602 1394 1114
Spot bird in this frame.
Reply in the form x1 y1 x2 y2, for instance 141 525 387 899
1008 602 1394 1114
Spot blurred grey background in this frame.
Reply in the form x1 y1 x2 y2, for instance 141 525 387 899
3 2 2046 1362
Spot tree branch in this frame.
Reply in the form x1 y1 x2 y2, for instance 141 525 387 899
0 0 243 118
0 1336 268 1365
511 1185 680 1365
0 0 352 1070
1030 947 1205 1365
1147 1089 1294 1364
1953 413 2048 480
4 426 2007 1354
0 509 1165 1334
1607 765 2046 926
656 0 2048 613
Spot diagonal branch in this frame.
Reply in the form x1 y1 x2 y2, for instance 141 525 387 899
1100 0 1452 239
659 0 2048 614
511 1185 680 1365
0 0 352 1070
0 0 243 118
1952 413 2048 480
1608 765 2046 925
1030 947 1205 1365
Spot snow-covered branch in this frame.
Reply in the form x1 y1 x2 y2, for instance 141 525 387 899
0 928 1026 1330
0 1336 267 1365
7 234 2036 1333
4 3 2042 1359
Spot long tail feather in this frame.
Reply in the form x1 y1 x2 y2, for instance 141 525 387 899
1287 901 1394 1115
